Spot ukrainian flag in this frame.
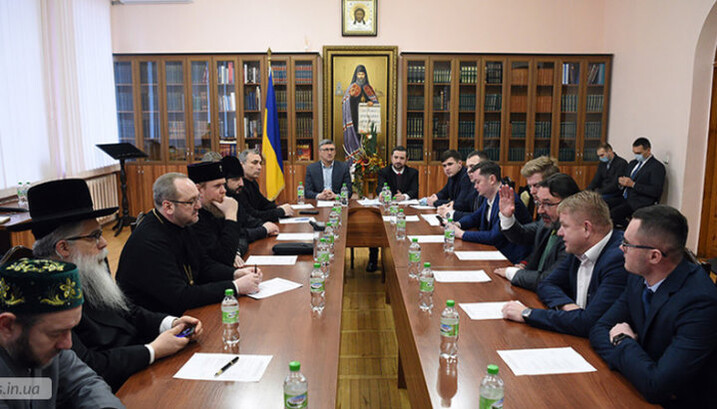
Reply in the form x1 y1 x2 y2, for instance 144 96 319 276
262 68 284 200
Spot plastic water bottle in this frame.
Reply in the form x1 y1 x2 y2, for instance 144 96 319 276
440 300 459 361
297 182 305 205
419 262 434 311
389 196 399 225
17 182 27 208
312 231 321 262
310 262 325 313
221 288 240 353
479 365 504 409
396 208 406 240
324 222 336 258
444 218 455 253
328 206 339 227
381 183 390 212
317 238 330 278
340 183 349 206
284 361 308 409
408 238 421 280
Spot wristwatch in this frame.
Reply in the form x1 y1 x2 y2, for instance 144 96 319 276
611 333 630 346
521 308 533 320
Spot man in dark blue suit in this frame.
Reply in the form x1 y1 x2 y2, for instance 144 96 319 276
611 137 666 226
502 190 627 337
437 150 489 221
590 205 717 408
450 161 532 264
426 150 474 209
304 139 352 200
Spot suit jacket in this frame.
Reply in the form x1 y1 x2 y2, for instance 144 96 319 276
304 160 352 199
587 154 628 196
72 301 165 391
622 156 666 210
589 259 717 407
528 230 627 337
452 190 482 221
502 220 567 291
238 178 285 222
375 165 419 199
434 167 474 209
457 193 532 264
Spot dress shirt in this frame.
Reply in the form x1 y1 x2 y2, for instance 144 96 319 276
144 315 178 364
392 166 409 199
485 195 496 223
322 161 334 192
575 231 613 308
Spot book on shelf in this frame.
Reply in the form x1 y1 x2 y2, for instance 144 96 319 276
510 95 527 112
244 63 261 84
511 67 528 85
485 62 503 84
271 64 287 84
114 62 133 84
459 65 477 84
191 63 209 84
537 67 554 85
560 94 578 112
562 63 579 85
295 63 313 84
433 66 451 83
587 63 605 85
217 62 235 85
484 94 502 111
296 143 312 161
408 64 426 83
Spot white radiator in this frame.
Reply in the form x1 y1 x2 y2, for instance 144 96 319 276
86 174 119 224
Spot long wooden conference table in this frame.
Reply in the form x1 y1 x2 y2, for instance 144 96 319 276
116 200 656 408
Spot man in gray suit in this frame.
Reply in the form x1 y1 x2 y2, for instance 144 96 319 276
494 173 580 291
305 139 352 200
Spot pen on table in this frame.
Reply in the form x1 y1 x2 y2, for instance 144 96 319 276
214 356 239 377
254 264 257 275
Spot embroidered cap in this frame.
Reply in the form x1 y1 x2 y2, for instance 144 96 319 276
0 259 83 314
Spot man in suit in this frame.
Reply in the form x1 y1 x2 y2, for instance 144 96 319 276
367 145 419 271
494 173 580 291
21 179 202 392
449 161 532 264
502 190 628 338
437 150 489 220
611 137 666 226
238 149 294 222
426 150 474 209
590 205 717 407
587 143 628 208
304 139 352 200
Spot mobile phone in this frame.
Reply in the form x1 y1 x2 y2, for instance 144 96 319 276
300 210 319 215
176 326 195 338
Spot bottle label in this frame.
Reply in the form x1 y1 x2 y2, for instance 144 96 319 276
284 392 308 409
479 396 503 409
440 320 459 337
397 220 406 228
310 278 325 292
318 252 330 263
222 309 238 324
444 230 455 239
420 278 434 292
409 252 421 263
326 234 334 244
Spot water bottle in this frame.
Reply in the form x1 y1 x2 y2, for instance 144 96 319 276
310 262 325 314
419 262 434 311
408 238 421 280
312 231 321 262
444 218 455 253
381 183 390 213
389 196 399 225
221 288 240 353
297 182 305 205
333 206 342 229
284 361 308 409
317 238 330 278
440 300 459 361
17 182 27 208
396 208 406 240
324 222 335 259
340 183 349 206
479 364 504 409
328 206 339 227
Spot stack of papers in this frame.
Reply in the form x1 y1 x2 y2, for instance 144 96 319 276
279 217 316 224
459 302 508 320
406 235 445 243
421 214 441 226
433 270 491 283
455 251 507 261
411 205 436 210
398 199 420 205
382 215 420 223
497 347 597 376
290 204 314 210
245 255 298 265
247 277 302 299
316 200 335 208
275 233 314 241
174 353 273 382
357 198 380 206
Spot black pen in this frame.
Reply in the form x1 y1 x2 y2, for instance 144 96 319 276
214 356 239 377
254 264 257 275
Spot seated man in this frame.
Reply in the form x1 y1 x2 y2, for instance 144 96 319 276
437 150 489 220
0 258 124 408
494 173 580 291
518 156 560 216
18 179 202 392
426 150 474 209
238 149 294 222
587 142 628 208
190 161 278 268
116 172 262 316
590 205 717 407
502 190 627 338
450 161 532 264
305 139 352 200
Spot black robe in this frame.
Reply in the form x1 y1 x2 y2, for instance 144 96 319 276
193 207 247 266
237 177 285 222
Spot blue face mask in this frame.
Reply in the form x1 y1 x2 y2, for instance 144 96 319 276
599 156 609 163
635 153 646 162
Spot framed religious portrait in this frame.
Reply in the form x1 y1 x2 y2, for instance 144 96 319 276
342 0 377 37
323 46 398 161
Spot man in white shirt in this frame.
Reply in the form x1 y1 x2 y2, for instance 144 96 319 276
502 190 628 337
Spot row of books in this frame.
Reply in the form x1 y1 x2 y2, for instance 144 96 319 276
558 148 576 161
485 62 503 84
458 120 475 137
407 64 426 83
141 120 160 139
459 94 476 111
511 121 526 138
511 67 529 85
295 89 313 110
459 65 478 84
193 121 210 137
219 117 237 139
219 142 237 157
166 91 185 111
484 121 501 138
586 95 604 112
165 63 184 84
485 94 502 111
587 63 606 85
219 92 237 112
406 144 424 161
275 89 287 111
534 147 551 158
278 117 288 138
218 63 235 85
271 64 288 84
561 94 579 112
192 92 209 111
116 91 134 111
585 121 602 139
583 148 599 161
114 62 132 84
508 147 526 162
407 95 424 110
535 121 552 139
191 63 209 84
117 118 135 139
510 95 527 112
433 90 450 111
406 116 424 139
296 117 313 138
536 95 552 113
560 122 577 139
562 63 579 85
484 146 500 161
243 117 260 138
139 64 158 85
432 118 449 138
458 146 474 160
244 63 261 84
296 143 312 160
536 67 554 86
433 67 451 83
244 89 261 111
167 120 185 139
295 64 313 84
140 93 159 111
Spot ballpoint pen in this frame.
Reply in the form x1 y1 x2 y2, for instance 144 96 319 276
214 356 239 377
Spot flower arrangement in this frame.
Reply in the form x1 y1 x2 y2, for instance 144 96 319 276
349 123 385 196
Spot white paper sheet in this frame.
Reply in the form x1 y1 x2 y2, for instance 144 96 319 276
398 199 420 205
421 214 441 226
357 198 381 206
245 255 298 265
382 215 420 223
459 302 508 320
279 217 316 224
407 235 445 243
455 251 507 261
434 270 491 283
290 204 314 210
316 200 335 208
411 205 436 210
174 353 273 382
497 347 597 376
247 277 303 299
275 233 315 241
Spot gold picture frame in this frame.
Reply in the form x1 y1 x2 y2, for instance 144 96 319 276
342 0 377 37
322 45 398 161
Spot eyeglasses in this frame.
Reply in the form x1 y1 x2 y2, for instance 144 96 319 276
320 147 335 152
535 201 560 208
65 229 103 243
620 239 667 256
169 197 200 206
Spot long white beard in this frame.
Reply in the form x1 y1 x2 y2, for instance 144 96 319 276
71 248 129 313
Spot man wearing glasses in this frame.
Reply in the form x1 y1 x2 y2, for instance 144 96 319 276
502 190 627 338
304 139 352 200
590 205 717 407
116 173 262 317
494 173 580 291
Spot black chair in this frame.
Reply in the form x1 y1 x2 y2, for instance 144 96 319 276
684 248 714 285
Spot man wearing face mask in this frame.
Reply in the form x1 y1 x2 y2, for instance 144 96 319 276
587 143 628 209
612 137 666 226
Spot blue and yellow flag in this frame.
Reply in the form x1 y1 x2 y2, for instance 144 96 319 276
262 68 284 200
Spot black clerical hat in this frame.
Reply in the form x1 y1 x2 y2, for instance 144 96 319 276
8 179 118 239
187 161 224 183
220 156 244 179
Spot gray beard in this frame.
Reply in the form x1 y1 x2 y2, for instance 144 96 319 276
356 77 366 86
71 249 129 313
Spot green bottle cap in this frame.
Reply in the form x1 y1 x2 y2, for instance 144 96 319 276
399 209 404 213
289 361 301 371
447 218 453 222
412 238 418 243
314 262 321 268
424 262 431 267
320 238 326 243
299 182 303 185
446 299 455 307
487 364 499 375
225 288 234 297
343 183 347 186
326 222 332 227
